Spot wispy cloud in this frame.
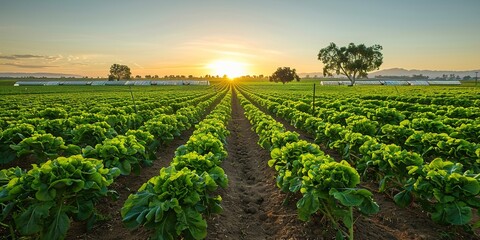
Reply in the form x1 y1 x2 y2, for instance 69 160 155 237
208 50 257 58
0 54 60 60
161 63 205 70
0 53 106 69
69 62 89 66
178 38 284 59
133 62 144 69
0 63 57 68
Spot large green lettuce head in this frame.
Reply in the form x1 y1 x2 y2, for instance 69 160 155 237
176 133 227 162
311 160 360 190
171 151 228 188
270 131 300 150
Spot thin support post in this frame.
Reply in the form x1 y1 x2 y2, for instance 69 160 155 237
129 86 138 114
475 72 478 87
312 83 316 115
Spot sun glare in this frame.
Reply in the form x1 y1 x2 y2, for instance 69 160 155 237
207 60 247 79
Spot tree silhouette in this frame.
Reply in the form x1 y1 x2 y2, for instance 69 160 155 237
108 64 131 81
318 43 383 85
269 67 300 84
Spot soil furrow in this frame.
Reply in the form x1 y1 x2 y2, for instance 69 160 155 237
207 89 273 239
207 89 323 240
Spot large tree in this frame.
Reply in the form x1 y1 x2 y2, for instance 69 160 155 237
269 67 300 84
318 43 383 85
109 64 131 81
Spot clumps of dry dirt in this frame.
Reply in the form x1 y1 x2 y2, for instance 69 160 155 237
207 90 334 240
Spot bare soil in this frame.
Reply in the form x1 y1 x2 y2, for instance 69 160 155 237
207 89 329 240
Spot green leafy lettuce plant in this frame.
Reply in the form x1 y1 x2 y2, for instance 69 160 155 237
0 155 119 240
10 133 81 163
121 166 222 240
83 135 149 175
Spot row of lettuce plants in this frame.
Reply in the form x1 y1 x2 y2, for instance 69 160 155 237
0 88 226 166
252 89 480 143
0 87 211 118
0 90 209 130
237 89 378 240
240 87 480 229
244 88 479 171
255 87 479 129
120 90 232 240
0 87 228 239
262 89 479 111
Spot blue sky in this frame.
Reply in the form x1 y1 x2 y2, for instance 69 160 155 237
0 0 479 77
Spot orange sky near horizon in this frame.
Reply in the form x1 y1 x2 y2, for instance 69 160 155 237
0 1 479 77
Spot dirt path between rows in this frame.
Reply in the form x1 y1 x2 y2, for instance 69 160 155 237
207 89 325 240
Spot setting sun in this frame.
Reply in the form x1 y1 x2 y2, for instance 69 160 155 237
207 60 248 79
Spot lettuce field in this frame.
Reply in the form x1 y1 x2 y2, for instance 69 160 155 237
1 81 479 240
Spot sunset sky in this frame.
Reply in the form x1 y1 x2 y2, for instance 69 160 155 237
0 0 479 77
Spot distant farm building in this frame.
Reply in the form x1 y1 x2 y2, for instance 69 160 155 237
426 80 461 85
407 80 429 86
14 80 210 86
382 80 409 86
319 80 463 86
354 80 382 85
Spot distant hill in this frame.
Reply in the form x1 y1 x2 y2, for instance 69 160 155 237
370 68 479 79
299 68 480 79
0 72 83 78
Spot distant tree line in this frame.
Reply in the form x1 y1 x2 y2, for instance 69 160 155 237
107 63 272 81
135 74 267 80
